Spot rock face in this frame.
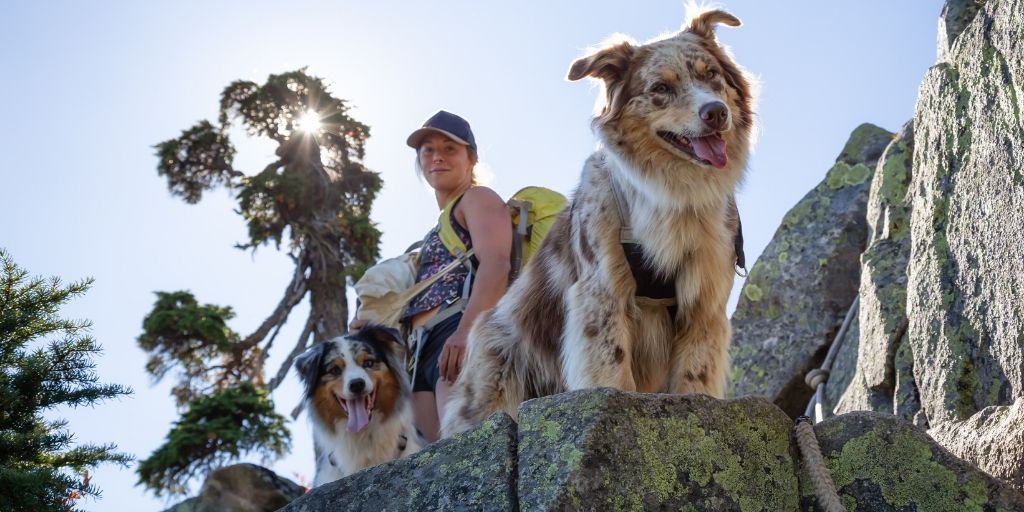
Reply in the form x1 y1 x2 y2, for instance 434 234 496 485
906 0 1022 488
161 463 305 512
928 400 1024 493
906 0 1024 429
729 123 893 415
748 0 1024 492
279 389 1024 511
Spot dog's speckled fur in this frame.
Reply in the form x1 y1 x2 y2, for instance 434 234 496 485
295 326 422 485
442 9 754 437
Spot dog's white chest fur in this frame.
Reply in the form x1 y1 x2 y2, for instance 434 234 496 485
312 407 420 486
607 158 733 310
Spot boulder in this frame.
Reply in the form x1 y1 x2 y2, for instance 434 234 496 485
800 411 1024 511
929 399 1024 491
271 389 1024 511
161 463 305 512
742 0 1024 491
280 412 518 511
730 123 893 415
517 389 799 511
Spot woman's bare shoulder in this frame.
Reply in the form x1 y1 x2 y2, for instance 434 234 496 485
460 186 506 211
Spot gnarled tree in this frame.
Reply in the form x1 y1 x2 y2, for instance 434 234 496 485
137 69 382 495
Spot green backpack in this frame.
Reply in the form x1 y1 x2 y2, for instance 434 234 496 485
438 186 567 280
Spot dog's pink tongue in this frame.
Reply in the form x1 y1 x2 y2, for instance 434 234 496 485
692 134 728 168
346 398 370 433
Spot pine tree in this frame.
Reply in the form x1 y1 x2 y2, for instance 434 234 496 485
0 249 132 512
137 69 383 495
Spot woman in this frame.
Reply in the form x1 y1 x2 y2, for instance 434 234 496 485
402 110 511 442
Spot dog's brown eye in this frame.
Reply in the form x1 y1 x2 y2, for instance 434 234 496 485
327 366 343 376
706 69 719 80
651 82 673 95
362 359 376 369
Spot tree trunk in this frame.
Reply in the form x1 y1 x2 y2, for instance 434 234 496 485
307 231 348 341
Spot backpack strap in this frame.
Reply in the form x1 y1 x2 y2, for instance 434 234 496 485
506 198 529 282
438 193 470 257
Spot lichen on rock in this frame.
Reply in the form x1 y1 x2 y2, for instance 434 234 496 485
517 389 799 511
730 123 892 416
800 412 1023 511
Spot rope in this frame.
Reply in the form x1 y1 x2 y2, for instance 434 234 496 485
803 295 860 421
804 369 830 390
794 416 845 512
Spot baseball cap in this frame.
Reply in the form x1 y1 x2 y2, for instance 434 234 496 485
406 110 477 151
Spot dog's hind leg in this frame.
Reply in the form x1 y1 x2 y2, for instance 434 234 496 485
561 281 637 391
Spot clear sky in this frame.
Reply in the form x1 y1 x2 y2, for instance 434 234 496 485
1 1 943 510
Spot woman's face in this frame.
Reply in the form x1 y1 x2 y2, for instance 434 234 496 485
418 133 473 193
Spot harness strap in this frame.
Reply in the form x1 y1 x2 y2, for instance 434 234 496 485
609 178 637 244
407 299 466 382
610 179 677 307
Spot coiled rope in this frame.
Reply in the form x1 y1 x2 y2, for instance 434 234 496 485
793 294 859 512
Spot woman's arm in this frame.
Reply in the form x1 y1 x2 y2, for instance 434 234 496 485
438 186 512 383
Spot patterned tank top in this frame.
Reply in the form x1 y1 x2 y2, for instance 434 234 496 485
402 199 474 322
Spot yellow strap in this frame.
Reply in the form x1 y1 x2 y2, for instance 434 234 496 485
438 193 468 257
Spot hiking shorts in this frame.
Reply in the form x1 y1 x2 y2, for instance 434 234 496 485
412 312 462 393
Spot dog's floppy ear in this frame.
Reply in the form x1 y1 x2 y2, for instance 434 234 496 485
358 324 407 360
568 40 638 122
686 9 741 40
567 40 636 83
294 341 329 397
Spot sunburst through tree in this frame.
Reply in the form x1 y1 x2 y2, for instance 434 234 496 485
137 69 382 496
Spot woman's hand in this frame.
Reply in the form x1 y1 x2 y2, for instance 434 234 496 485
348 318 368 334
438 328 469 383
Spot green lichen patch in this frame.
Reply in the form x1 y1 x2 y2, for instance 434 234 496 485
743 283 764 302
800 411 1024 510
519 391 799 511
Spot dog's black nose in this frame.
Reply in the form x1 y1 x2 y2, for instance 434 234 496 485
349 378 366 394
700 101 729 131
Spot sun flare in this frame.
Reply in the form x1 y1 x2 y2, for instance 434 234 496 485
296 110 322 133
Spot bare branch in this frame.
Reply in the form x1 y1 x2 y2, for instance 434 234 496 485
238 250 309 352
268 312 315 392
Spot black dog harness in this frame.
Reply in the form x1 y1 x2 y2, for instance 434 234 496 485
609 180 746 317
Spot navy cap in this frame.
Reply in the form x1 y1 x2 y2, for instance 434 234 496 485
406 110 477 151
